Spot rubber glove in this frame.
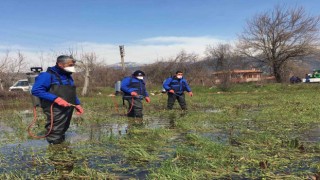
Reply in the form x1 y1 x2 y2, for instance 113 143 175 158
145 97 151 103
168 90 175 94
189 92 193 97
131 92 138 96
54 97 70 107
75 105 84 115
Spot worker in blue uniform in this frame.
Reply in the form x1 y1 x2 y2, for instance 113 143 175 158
121 70 150 118
32 55 84 144
163 70 193 110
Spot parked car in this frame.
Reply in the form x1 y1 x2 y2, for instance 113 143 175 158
9 79 29 92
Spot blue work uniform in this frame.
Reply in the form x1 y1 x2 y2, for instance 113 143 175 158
31 65 80 144
163 76 191 110
121 76 149 118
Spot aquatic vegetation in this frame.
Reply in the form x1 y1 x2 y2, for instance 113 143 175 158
0 84 319 179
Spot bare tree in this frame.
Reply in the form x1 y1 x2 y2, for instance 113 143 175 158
38 52 46 68
0 50 10 72
144 50 198 85
0 51 10 90
0 50 27 89
168 50 198 84
8 51 27 84
205 43 234 71
77 52 97 96
238 5 320 82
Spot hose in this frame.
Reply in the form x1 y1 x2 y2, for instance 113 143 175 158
111 94 130 115
127 96 135 115
27 103 54 138
27 103 77 139
112 95 143 116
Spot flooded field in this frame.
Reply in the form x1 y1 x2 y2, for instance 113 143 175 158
0 109 184 179
0 84 319 179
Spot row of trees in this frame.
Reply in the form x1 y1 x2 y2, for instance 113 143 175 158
0 5 319 95
0 51 27 90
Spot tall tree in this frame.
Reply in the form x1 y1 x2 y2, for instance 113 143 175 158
238 5 320 82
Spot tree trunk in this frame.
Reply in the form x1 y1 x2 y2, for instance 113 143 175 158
200 79 204 86
0 79 3 90
273 63 283 83
81 64 90 96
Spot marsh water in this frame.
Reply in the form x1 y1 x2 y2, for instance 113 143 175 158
0 102 319 179
0 109 188 178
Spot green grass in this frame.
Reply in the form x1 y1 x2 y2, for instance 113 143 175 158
0 83 319 179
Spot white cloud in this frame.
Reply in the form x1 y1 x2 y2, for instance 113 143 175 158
0 36 234 70
141 36 223 45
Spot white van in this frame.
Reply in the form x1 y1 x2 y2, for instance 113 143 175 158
9 79 29 92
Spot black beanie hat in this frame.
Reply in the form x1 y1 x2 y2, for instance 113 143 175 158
133 70 145 76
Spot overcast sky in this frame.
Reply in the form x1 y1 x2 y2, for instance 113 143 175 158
0 0 319 67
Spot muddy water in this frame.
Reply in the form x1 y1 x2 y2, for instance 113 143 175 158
0 112 175 144
301 124 320 143
197 130 229 144
0 140 49 173
0 111 177 178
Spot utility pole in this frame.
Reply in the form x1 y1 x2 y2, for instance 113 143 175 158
119 45 125 72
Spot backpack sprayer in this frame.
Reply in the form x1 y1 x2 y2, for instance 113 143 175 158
26 67 53 139
115 80 122 96
27 67 43 107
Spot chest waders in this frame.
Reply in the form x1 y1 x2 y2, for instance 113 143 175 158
28 70 77 144
167 93 187 110
122 77 145 118
167 79 187 110
122 95 144 117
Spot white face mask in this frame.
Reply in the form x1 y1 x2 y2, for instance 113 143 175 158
176 75 182 79
64 66 76 73
137 76 144 80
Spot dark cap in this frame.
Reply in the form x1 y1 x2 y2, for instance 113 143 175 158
133 70 145 76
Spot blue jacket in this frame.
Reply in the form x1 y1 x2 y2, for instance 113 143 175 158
163 76 191 94
121 76 149 97
31 65 81 105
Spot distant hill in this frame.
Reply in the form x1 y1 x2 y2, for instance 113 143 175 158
301 55 320 70
107 61 145 69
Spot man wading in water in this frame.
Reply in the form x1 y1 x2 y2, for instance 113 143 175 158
163 70 193 110
32 55 84 144
121 70 151 118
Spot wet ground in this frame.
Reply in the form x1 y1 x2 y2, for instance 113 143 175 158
301 124 320 143
0 110 180 178
0 108 319 179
